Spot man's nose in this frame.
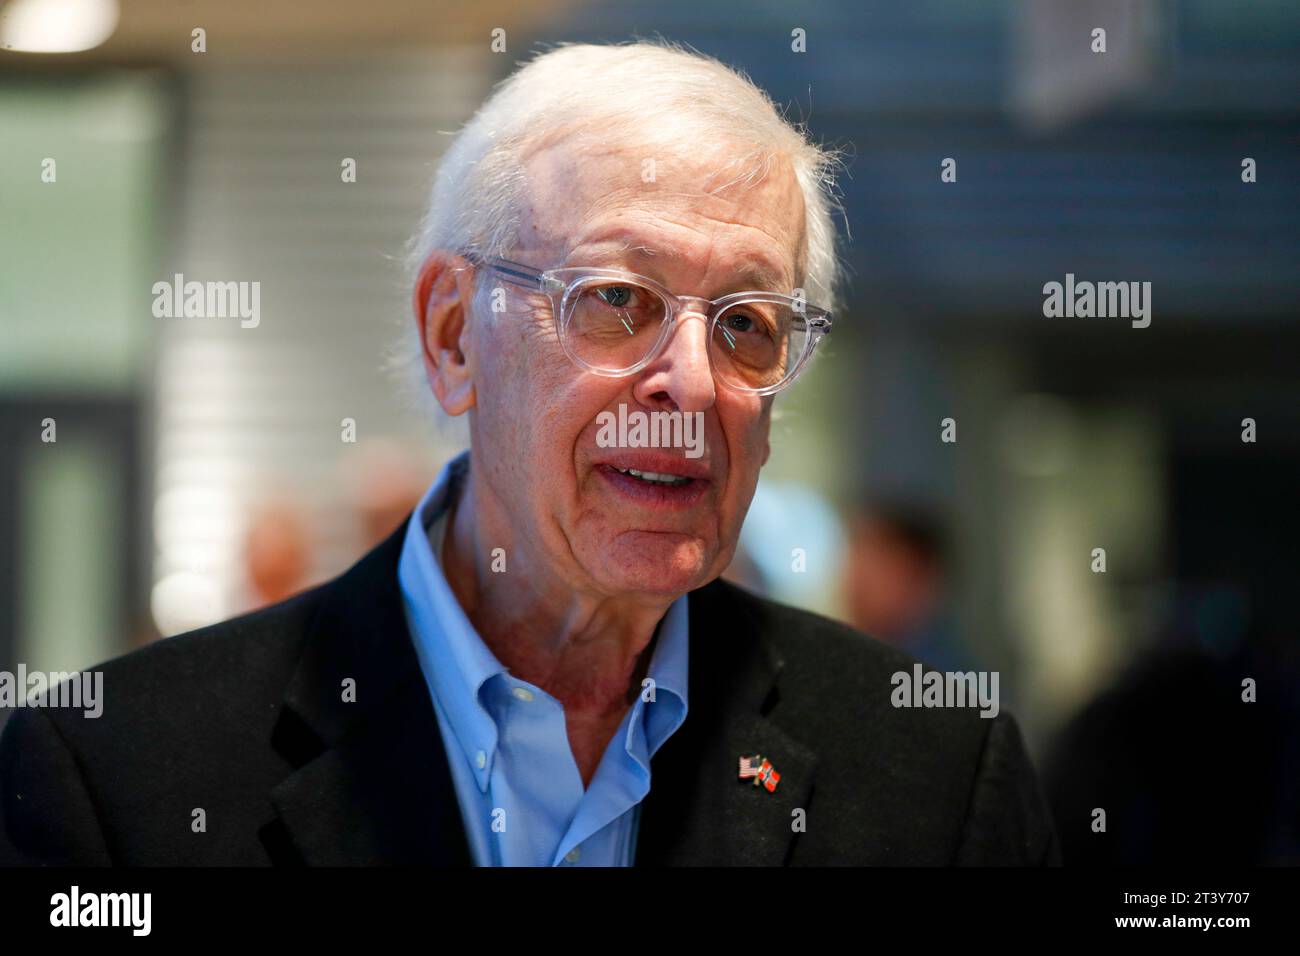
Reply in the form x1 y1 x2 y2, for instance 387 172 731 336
630 308 716 413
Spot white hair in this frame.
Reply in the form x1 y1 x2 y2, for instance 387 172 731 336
393 39 846 419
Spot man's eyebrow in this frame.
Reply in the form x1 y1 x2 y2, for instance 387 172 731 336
579 239 790 292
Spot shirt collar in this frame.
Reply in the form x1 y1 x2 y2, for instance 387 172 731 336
399 452 505 790
634 592 689 761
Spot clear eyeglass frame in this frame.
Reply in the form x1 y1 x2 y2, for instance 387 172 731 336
462 253 833 396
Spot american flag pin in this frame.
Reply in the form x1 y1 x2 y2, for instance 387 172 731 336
738 754 780 793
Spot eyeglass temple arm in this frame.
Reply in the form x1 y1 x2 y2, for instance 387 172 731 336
795 313 833 335
458 253 547 291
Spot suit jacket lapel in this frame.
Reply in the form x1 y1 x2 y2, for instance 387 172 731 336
636 579 819 866
268 522 472 866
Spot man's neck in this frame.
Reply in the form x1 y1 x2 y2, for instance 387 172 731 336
439 457 671 715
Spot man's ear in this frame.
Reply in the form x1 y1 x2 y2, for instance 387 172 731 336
413 252 477 416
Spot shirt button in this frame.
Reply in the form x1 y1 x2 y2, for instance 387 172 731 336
511 687 535 702
565 847 581 864
475 750 487 769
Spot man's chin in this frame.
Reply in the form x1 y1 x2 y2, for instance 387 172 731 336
592 532 715 597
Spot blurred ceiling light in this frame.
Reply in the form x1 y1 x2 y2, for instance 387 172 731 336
0 0 119 53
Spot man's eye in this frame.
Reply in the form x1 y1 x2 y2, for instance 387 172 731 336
723 312 757 333
598 285 635 308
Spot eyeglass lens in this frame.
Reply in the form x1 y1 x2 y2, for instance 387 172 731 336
563 277 810 391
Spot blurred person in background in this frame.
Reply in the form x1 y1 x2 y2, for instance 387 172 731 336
345 440 431 550
841 499 974 672
241 499 313 611
1043 455 1300 866
1043 577 1299 865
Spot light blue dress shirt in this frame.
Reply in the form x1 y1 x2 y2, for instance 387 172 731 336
397 452 690 866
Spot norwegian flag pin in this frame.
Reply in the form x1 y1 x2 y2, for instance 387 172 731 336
738 753 780 793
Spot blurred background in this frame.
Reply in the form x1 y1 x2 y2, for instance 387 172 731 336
1 0 1297 864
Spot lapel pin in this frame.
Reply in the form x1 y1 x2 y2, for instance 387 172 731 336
738 754 780 793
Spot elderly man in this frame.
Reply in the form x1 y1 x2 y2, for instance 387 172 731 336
0 42 1058 866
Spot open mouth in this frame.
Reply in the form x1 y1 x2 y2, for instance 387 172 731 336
610 466 693 488
596 460 710 508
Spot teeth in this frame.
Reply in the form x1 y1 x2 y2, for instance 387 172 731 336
614 467 691 486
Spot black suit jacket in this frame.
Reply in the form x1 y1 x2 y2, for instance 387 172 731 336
0 522 1060 866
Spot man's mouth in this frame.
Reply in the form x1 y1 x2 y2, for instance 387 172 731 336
594 456 712 509
610 467 693 488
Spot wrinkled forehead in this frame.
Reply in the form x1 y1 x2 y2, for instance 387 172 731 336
513 123 807 286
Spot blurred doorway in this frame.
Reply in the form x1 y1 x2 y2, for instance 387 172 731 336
0 397 146 724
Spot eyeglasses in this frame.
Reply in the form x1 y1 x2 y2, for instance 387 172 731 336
465 254 832 396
